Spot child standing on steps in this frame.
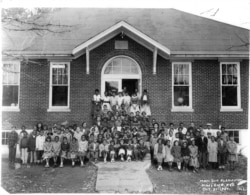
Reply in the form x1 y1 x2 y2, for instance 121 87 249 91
164 140 174 171
70 137 79 167
171 140 182 172
227 136 238 170
43 136 53 168
60 137 70 168
78 135 88 167
52 136 61 167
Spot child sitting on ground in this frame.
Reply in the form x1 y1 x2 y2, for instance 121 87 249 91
99 139 109 163
126 139 133 162
109 140 116 162
70 137 79 167
118 139 127 161
171 140 182 172
78 135 88 167
60 137 70 168
89 138 99 163
52 136 61 167
43 136 53 168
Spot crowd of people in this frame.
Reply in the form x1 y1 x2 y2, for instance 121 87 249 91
7 89 238 173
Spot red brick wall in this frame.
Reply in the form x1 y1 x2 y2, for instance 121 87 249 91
2 35 249 130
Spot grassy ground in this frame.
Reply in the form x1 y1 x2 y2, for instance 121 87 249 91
1 156 247 194
147 155 247 194
1 159 97 193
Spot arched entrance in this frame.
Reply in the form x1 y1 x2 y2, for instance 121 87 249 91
101 56 142 96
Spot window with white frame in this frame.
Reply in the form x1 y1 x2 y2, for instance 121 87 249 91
49 62 70 110
2 61 20 108
220 62 241 110
172 62 192 110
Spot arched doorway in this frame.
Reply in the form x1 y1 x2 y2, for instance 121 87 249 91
101 56 142 96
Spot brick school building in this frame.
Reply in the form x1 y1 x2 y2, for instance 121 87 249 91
2 8 249 149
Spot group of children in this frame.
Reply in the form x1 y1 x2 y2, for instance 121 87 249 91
7 89 238 173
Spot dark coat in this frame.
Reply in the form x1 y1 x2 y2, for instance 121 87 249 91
195 136 208 153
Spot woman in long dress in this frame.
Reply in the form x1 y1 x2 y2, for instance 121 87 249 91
140 89 151 116
189 138 199 173
208 136 218 169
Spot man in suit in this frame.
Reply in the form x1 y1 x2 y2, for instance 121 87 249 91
195 130 208 169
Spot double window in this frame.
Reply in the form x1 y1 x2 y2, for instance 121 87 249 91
48 62 70 111
220 62 242 111
172 62 193 111
2 61 20 111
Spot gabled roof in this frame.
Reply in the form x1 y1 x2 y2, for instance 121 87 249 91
2 8 249 58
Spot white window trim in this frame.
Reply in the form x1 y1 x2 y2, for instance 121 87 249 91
220 62 242 112
171 62 193 112
2 61 21 112
47 62 71 112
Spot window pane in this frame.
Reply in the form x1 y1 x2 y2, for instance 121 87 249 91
222 64 227 74
53 68 57 75
104 64 112 74
52 75 57 84
58 75 63 85
227 64 233 74
52 86 68 106
3 71 8 84
63 64 68 74
178 65 184 74
131 66 138 74
2 85 18 106
174 86 189 106
233 64 237 74
62 75 68 84
183 76 189 85
222 75 227 84
174 65 178 75
183 64 189 74
178 75 184 84
105 81 119 94
228 75 233 84
174 75 178 85
57 68 63 75
13 73 19 84
222 86 237 106
233 75 237 84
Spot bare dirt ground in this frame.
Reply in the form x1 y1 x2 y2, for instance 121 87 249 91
1 159 97 193
147 155 247 194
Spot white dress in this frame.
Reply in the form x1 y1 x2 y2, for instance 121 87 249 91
101 95 111 110
140 95 151 116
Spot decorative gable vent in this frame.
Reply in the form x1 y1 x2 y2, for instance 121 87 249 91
115 40 128 49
